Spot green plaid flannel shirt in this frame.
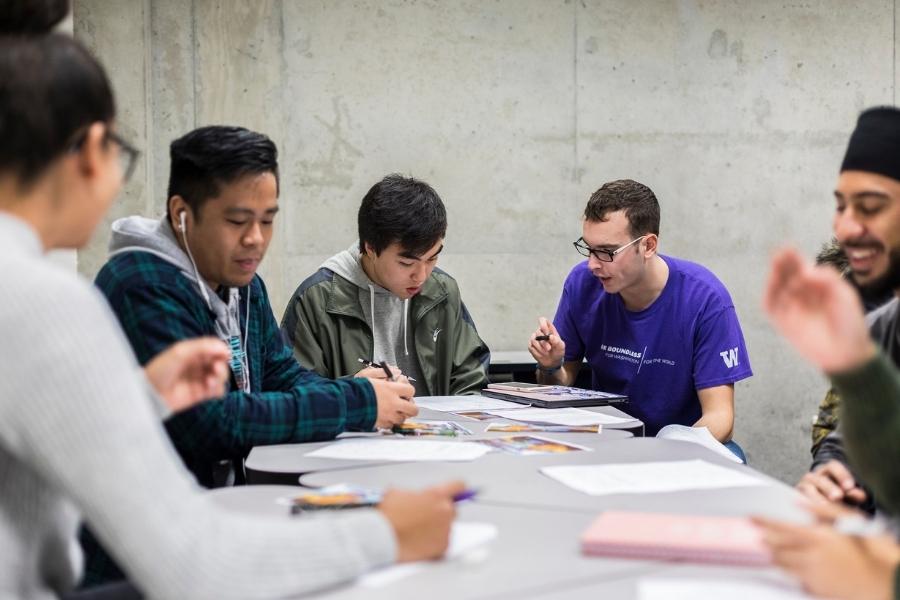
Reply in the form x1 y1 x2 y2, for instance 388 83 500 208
79 250 377 586
95 250 377 480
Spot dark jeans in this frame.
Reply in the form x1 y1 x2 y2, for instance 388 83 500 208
724 439 747 463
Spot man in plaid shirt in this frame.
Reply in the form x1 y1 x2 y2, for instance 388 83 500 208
81 125 417 586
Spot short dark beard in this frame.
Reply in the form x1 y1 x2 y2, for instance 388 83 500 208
854 247 900 299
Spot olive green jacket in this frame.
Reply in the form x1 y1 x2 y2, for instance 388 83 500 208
281 267 490 396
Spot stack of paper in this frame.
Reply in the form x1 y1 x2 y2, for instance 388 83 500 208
486 407 634 426
414 395 527 412
541 459 765 496
656 424 742 463
358 522 498 588
304 439 492 462
638 577 814 599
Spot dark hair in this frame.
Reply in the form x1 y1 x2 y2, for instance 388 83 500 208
166 125 279 220
358 174 447 256
584 179 660 237
0 0 69 34
0 33 115 187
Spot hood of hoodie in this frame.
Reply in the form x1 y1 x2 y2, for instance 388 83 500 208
108 215 251 392
321 243 422 387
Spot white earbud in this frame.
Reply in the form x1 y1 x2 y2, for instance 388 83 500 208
178 211 186 232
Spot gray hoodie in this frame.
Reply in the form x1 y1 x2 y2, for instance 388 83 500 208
107 216 251 392
322 244 424 391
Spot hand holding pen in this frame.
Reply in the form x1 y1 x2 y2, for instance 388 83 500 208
355 358 416 382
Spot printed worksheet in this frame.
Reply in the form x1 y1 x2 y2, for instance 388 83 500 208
415 395 528 412
638 577 814 600
541 459 766 495
485 407 634 426
304 438 492 462
357 522 498 588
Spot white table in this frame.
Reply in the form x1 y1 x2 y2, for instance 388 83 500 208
245 405 638 484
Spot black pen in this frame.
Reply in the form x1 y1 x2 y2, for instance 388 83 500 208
535 334 550 341
356 357 416 382
378 360 394 381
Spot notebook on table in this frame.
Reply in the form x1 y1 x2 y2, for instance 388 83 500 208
580 511 771 566
481 383 628 408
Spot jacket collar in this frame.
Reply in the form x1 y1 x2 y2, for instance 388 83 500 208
325 269 448 322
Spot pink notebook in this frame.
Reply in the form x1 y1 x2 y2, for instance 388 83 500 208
580 511 772 566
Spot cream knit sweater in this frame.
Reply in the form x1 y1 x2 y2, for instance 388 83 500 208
0 213 395 599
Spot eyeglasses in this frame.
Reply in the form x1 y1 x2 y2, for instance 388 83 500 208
573 235 646 262
70 127 141 184
108 131 141 184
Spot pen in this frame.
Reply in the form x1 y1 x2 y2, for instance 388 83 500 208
535 334 550 341
292 488 479 514
356 357 417 382
378 361 394 381
452 489 478 503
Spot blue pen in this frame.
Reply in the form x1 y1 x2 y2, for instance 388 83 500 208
292 488 479 514
453 489 478 503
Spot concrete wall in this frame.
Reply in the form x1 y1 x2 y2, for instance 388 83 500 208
74 0 897 484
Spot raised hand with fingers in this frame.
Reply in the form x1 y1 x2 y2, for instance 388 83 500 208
796 459 868 506
143 338 231 414
763 247 876 374
528 317 565 369
753 513 900 600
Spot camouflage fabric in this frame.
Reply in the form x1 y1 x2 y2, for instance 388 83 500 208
811 387 841 453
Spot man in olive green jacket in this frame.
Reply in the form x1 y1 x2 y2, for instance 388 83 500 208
281 174 490 397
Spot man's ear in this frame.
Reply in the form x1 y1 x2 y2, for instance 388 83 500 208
362 241 376 258
168 196 188 231
643 234 659 256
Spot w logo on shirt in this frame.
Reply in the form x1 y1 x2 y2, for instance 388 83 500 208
719 347 739 368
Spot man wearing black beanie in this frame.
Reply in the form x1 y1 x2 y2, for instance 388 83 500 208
797 106 900 511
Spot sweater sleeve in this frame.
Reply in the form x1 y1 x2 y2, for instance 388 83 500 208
0 274 395 599
831 351 900 515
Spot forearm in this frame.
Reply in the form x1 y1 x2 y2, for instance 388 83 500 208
694 385 735 443
693 410 733 442
831 352 900 514
811 432 849 471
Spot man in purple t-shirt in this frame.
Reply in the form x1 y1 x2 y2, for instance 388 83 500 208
528 179 752 445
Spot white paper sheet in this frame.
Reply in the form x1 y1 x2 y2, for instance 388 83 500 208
414 395 528 412
358 522 498 588
656 424 742 463
541 459 766 496
304 438 492 462
638 577 814 600
486 407 635 426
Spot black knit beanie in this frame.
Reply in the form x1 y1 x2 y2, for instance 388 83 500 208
841 106 900 182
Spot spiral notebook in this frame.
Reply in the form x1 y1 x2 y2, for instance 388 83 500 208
580 511 772 566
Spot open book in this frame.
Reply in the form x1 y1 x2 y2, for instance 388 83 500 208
656 424 741 463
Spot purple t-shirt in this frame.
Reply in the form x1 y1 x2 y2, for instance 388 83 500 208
554 255 752 434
